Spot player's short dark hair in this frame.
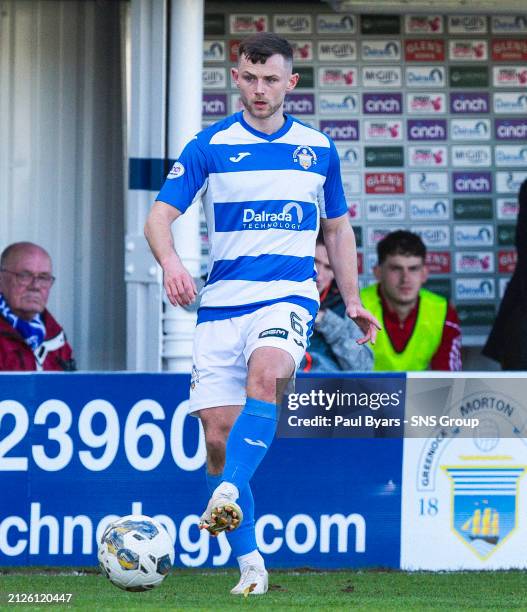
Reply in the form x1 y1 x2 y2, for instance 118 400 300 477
377 231 426 264
238 33 293 65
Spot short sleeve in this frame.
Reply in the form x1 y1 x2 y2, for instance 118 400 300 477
156 138 209 214
319 140 348 219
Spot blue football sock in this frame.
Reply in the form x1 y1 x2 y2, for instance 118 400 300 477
222 397 277 492
206 472 256 558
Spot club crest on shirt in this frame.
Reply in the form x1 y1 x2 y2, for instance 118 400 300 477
293 145 317 169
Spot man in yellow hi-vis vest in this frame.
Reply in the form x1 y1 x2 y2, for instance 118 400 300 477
361 231 462 371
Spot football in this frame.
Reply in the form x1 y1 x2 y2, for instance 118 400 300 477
97 514 175 591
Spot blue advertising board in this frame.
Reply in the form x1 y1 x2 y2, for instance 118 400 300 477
0 373 403 568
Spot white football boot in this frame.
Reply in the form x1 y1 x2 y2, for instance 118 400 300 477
230 565 269 596
199 482 243 536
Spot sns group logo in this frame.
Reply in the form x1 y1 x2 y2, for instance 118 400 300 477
403 378 527 569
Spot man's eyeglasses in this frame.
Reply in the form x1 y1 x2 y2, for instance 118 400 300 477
0 269 55 288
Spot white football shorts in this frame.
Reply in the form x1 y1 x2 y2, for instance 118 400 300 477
188 301 314 413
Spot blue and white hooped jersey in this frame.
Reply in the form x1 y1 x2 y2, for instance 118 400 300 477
156 111 348 324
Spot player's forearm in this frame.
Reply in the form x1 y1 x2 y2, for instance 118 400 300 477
144 204 180 268
324 225 361 306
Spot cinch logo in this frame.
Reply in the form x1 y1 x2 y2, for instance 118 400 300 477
364 95 402 114
284 95 314 115
321 121 359 141
202 97 226 115
408 121 446 140
496 121 527 139
453 173 491 193
242 202 304 230
407 68 444 84
451 94 489 113
362 41 400 59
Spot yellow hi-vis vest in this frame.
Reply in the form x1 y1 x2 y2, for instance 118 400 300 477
360 283 448 372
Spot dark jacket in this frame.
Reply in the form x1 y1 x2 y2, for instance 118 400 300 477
483 179 527 369
0 310 76 371
300 282 373 372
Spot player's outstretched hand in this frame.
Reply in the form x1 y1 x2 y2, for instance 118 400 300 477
346 301 382 345
163 257 198 307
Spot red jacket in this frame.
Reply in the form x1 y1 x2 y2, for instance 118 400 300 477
0 310 75 371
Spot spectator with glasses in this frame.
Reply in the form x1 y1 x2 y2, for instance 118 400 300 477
0 242 75 371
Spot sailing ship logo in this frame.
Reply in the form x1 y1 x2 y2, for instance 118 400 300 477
443 467 525 559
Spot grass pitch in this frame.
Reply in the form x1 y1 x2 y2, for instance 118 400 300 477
0 568 526 611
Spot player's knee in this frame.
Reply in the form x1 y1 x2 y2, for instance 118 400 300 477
246 374 279 404
205 433 227 466
247 361 292 403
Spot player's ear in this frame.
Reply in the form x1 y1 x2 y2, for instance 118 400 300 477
231 67 239 87
373 265 382 281
287 72 299 91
